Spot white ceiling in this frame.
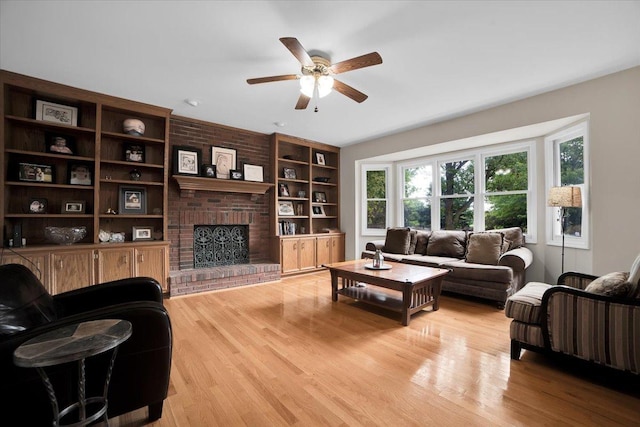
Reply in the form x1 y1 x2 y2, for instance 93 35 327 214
1 1 639 147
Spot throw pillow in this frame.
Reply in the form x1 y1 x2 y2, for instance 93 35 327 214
383 227 412 254
408 229 418 255
465 232 504 265
415 231 431 255
426 230 467 258
584 272 633 297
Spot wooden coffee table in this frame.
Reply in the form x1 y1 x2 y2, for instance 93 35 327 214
324 259 450 325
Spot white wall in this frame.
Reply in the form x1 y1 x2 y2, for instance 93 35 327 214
341 66 640 283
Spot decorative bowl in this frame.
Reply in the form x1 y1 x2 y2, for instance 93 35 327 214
45 226 87 245
123 118 145 136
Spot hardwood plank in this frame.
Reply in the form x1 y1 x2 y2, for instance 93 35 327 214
106 271 640 426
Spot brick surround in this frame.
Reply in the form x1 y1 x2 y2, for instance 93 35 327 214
167 116 280 296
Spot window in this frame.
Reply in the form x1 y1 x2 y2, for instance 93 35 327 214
362 164 391 234
401 164 432 229
392 141 535 238
545 122 589 248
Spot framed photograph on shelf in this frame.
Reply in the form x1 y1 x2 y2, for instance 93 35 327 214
211 146 236 179
296 203 304 216
119 186 147 214
46 133 76 155
278 201 295 216
283 167 297 179
68 163 93 186
201 164 216 178
18 163 54 183
279 183 290 197
315 152 326 165
35 100 78 126
61 200 85 214
244 164 264 182
230 169 244 180
28 198 48 214
313 191 327 203
173 146 201 175
312 205 326 216
132 226 154 241
124 143 145 163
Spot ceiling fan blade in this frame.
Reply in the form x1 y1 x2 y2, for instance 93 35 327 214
329 52 383 74
295 94 311 110
280 37 314 68
247 74 299 85
333 79 368 103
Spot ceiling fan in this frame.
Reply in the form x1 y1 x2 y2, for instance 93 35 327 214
247 37 383 110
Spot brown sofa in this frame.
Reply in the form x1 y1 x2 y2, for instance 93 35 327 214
362 227 532 308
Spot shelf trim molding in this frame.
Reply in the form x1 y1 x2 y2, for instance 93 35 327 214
173 175 274 196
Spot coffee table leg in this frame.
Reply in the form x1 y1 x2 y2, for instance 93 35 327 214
402 287 412 326
330 271 339 302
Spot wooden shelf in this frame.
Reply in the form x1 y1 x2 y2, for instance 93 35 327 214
173 175 274 196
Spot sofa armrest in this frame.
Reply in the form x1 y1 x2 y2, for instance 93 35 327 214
541 286 640 373
365 240 385 251
53 277 163 317
557 271 598 290
498 247 533 272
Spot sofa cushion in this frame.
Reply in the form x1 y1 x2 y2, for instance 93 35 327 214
490 227 524 250
408 229 419 254
383 227 412 254
465 232 504 265
426 230 466 258
584 272 633 297
505 282 553 324
629 254 640 297
442 260 513 283
0 264 58 336
414 231 431 255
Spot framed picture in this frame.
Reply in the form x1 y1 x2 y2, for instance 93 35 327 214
313 191 327 203
244 164 264 182
173 146 201 175
230 169 244 180
132 226 153 241
119 186 147 214
46 133 76 155
296 203 304 216
283 167 297 179
312 205 326 216
315 152 326 165
211 146 237 179
202 164 216 178
124 143 145 163
28 198 48 214
279 183 290 197
68 163 93 186
18 163 54 183
61 200 85 214
35 100 78 126
278 201 295 216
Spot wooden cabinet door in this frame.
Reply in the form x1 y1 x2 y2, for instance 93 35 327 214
97 248 135 283
298 237 316 271
331 235 345 263
316 236 331 267
281 239 300 273
50 250 94 295
1 252 49 292
135 246 167 291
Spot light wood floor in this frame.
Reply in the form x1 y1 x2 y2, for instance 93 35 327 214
110 271 640 426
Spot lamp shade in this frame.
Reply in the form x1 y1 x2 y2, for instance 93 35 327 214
547 186 582 208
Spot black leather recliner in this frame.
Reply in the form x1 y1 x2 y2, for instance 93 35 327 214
0 263 172 424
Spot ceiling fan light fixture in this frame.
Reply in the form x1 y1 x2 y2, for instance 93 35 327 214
300 75 315 97
317 75 334 98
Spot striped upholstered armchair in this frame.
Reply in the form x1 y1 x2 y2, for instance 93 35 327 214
505 260 640 374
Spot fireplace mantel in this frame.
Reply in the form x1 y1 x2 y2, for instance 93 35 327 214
173 175 274 197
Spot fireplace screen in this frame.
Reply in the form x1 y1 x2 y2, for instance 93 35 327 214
194 225 249 268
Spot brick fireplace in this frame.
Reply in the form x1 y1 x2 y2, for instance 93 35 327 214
167 116 280 296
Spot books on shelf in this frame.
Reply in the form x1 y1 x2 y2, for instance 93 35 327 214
279 221 297 236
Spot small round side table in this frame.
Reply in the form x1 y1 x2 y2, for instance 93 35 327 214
14 319 132 427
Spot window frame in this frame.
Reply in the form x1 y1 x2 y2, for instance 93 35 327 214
361 163 392 236
544 121 590 249
398 160 434 230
